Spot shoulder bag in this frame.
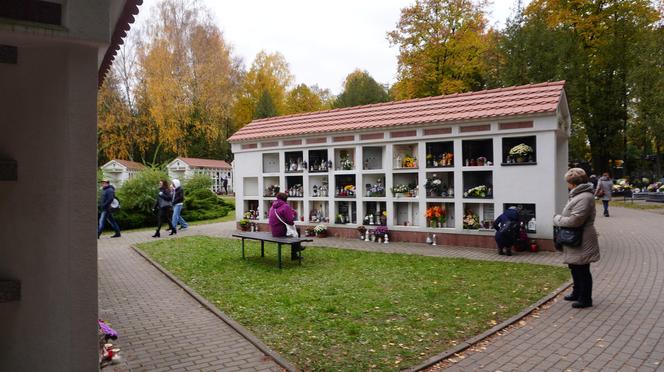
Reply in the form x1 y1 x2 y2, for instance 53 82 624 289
554 226 583 247
274 209 299 238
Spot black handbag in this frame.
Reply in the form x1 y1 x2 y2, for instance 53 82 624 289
554 226 584 247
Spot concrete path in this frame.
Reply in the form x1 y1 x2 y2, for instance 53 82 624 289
435 206 664 371
98 230 282 371
99 206 664 371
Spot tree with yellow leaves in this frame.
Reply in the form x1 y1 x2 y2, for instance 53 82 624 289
136 0 240 162
388 0 493 99
233 50 293 126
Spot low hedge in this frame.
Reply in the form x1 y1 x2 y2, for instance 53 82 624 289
102 168 233 231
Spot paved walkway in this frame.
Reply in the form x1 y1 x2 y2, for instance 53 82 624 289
98 231 283 371
436 206 664 371
99 206 664 371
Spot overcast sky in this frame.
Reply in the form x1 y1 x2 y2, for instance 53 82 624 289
134 0 529 94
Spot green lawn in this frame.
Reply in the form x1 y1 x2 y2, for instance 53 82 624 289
139 236 568 370
608 200 664 211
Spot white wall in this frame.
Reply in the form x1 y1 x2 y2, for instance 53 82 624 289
232 115 568 240
0 39 98 372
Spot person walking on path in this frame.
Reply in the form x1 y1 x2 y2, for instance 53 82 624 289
98 179 122 239
554 168 600 309
171 179 188 231
596 172 613 217
492 207 520 256
153 179 176 238
268 192 303 260
222 173 229 195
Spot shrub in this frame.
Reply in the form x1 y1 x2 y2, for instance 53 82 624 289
117 168 168 214
184 173 213 194
112 168 168 229
182 188 229 222
106 168 234 230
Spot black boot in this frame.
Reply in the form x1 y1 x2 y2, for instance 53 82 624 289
111 232 121 238
152 231 160 238
498 248 505 255
564 293 578 301
169 228 177 236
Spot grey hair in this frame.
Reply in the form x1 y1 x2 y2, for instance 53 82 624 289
564 168 589 186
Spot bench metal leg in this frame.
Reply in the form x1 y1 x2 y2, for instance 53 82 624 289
241 238 245 259
278 243 282 269
261 240 264 257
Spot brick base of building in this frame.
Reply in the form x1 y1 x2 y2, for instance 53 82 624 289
237 222 556 252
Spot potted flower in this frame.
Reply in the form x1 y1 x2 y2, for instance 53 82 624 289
339 151 354 170
425 175 445 197
314 224 328 238
304 228 316 237
425 206 446 228
509 143 534 163
464 185 491 198
343 185 356 197
462 210 480 230
391 184 410 197
374 225 388 240
402 155 417 168
239 219 251 231
379 211 388 226
357 225 367 240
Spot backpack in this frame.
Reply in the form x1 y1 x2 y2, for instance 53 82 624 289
499 220 519 243
110 197 120 212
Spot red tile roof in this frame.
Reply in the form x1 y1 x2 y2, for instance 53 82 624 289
229 81 566 143
114 159 145 171
177 157 232 169
98 0 143 87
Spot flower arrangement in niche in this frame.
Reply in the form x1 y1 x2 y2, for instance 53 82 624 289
391 184 410 195
425 174 445 196
425 206 446 227
313 224 327 234
464 185 490 198
402 155 417 168
339 150 354 170
463 210 480 229
509 143 534 161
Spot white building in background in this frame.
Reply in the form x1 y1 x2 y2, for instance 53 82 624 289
100 159 146 186
167 157 234 194
229 82 571 250
0 1 142 370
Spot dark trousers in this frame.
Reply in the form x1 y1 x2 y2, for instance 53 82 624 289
569 264 593 304
156 207 175 233
291 243 301 260
602 200 609 215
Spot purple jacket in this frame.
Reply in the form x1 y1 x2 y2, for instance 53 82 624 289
269 199 296 237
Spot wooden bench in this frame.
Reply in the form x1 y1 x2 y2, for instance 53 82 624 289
232 231 313 269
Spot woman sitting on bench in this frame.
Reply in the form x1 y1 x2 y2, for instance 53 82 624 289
269 192 303 260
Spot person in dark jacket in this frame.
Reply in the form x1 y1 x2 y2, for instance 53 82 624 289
492 207 519 256
153 179 176 238
98 179 121 238
171 179 189 231
268 192 302 260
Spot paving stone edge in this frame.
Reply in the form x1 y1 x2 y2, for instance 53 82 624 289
405 279 573 371
132 245 298 372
